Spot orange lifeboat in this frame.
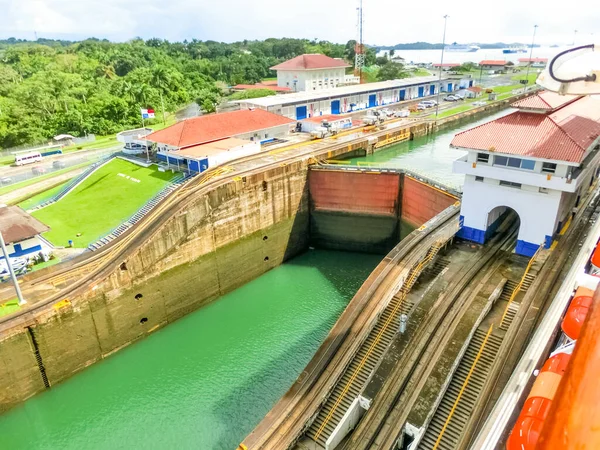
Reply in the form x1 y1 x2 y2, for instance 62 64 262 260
506 352 571 450
590 243 600 274
562 294 592 340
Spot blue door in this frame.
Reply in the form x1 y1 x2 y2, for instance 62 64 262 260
199 158 209 173
469 80 474 87
418 86 425 97
189 160 200 172
331 100 340 114
447 83 453 92
296 106 307 120
429 85 435 95
400 89 406 101
368 94 376 108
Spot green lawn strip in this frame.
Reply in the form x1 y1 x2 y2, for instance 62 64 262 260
0 299 20 318
435 104 475 118
0 162 90 197
17 181 70 210
29 257 62 272
31 159 178 248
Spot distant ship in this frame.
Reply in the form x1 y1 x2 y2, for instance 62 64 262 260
502 46 528 54
444 43 480 52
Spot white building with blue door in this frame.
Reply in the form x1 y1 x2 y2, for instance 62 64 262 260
451 91 600 257
0 206 50 263
235 76 453 120
146 109 295 173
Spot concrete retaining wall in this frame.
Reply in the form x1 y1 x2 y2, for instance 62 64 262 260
0 161 310 413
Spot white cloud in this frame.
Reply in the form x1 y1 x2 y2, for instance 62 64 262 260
0 0 597 45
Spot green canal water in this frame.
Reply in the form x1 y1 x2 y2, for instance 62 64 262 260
349 109 515 189
0 250 381 450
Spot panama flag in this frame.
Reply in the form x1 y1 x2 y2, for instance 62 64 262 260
140 108 155 119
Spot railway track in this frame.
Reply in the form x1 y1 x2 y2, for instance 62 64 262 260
342 215 519 450
241 207 460 450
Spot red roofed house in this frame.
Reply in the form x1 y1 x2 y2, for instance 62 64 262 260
479 60 510 72
451 91 600 256
146 109 295 173
271 54 352 92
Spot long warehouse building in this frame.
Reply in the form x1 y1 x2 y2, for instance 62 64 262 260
234 75 457 120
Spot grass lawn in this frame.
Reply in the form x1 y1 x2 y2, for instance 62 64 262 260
17 181 69 210
29 257 62 272
31 159 178 248
0 299 20 318
435 104 475 118
510 71 538 84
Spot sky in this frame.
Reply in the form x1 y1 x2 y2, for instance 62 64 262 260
0 0 597 46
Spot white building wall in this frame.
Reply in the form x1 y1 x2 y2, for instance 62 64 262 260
460 175 562 246
3 236 46 260
233 123 292 142
277 68 347 91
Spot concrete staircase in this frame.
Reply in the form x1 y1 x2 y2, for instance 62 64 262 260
87 173 192 251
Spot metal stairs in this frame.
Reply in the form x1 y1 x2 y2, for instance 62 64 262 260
418 328 505 450
306 242 444 448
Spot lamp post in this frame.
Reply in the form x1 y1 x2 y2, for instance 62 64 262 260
435 14 449 119
573 29 578 45
524 25 539 85
0 232 26 306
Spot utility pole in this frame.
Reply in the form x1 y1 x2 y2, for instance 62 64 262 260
354 0 365 84
435 15 449 119
160 91 166 125
524 25 539 85
0 232 26 306
573 29 578 45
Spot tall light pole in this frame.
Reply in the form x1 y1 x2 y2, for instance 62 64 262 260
0 232 26 306
524 25 538 85
573 29 578 45
435 14 449 119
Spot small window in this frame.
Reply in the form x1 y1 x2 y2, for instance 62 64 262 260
477 153 489 163
507 157 521 168
542 162 557 174
494 155 508 166
499 180 522 189
539 187 549 194
475 176 484 182
521 159 536 170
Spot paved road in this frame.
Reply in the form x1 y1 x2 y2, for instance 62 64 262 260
0 146 121 188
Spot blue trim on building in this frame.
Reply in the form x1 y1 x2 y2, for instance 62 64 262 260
457 225 486 244
544 235 553 249
0 244 42 260
156 153 167 162
516 240 539 257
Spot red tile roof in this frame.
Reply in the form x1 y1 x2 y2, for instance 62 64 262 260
233 84 291 92
0 206 49 243
146 109 294 148
512 91 581 111
271 54 350 71
467 86 483 92
451 97 600 163
479 60 508 66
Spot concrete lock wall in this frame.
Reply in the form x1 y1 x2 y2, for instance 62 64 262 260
0 151 462 412
401 176 458 229
309 170 402 253
309 169 457 254
0 161 311 413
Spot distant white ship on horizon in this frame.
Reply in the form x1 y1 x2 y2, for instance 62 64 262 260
444 43 480 52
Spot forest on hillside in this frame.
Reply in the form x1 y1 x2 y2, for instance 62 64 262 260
0 37 380 148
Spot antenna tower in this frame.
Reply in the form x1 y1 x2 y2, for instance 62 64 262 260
354 0 365 83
